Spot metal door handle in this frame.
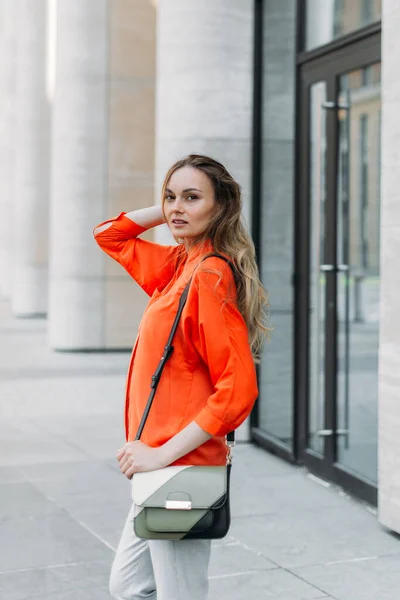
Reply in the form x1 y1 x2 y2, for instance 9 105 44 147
322 101 350 110
317 429 349 437
319 264 349 272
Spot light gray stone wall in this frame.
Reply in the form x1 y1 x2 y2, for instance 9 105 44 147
48 0 155 350
0 1 17 299
154 0 254 244
12 0 50 316
378 0 400 534
257 0 296 443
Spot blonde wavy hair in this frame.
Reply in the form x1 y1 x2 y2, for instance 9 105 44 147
161 154 270 362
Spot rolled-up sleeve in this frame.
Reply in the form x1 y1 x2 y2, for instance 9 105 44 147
93 212 179 296
190 263 258 437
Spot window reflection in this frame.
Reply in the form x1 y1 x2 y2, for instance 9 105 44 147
336 64 381 482
306 0 381 50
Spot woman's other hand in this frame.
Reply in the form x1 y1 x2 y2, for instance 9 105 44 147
117 441 166 479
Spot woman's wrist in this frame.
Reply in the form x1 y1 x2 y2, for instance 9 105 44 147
158 422 212 467
125 205 165 229
155 445 172 469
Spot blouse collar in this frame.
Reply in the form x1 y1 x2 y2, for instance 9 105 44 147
184 239 214 265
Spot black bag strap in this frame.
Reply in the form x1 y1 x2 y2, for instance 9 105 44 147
135 253 237 448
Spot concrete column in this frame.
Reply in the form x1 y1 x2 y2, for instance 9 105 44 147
154 0 254 244
378 0 400 534
49 0 156 349
0 1 17 298
12 0 50 316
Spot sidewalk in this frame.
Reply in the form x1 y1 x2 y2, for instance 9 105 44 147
1 300 400 600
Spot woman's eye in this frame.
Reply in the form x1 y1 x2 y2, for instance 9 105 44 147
165 195 174 202
187 195 198 201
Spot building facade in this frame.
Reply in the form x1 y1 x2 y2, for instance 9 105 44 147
1 0 400 534
253 0 382 503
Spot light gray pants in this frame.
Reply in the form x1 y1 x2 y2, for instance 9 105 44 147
109 503 211 600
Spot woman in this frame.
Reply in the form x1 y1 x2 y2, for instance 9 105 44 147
93 154 269 600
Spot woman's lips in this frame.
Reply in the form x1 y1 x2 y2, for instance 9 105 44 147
172 219 188 225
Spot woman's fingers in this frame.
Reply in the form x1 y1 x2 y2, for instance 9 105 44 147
116 442 136 479
125 467 134 480
118 453 131 471
117 441 137 461
121 457 135 479
117 441 152 479
116 446 126 460
119 449 135 474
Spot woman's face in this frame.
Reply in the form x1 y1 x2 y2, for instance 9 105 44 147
163 166 218 248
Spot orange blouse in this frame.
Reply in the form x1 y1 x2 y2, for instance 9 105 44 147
94 213 258 466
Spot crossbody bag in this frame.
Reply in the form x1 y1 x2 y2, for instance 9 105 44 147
131 253 237 540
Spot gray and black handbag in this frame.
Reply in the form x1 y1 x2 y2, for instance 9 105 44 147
132 254 236 540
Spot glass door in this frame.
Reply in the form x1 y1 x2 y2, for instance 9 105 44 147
297 34 381 503
336 64 381 483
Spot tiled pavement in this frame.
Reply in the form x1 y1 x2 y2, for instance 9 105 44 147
1 300 400 600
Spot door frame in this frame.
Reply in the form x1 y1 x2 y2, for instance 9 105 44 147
296 32 381 505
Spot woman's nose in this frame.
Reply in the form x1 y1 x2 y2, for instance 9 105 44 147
170 197 183 211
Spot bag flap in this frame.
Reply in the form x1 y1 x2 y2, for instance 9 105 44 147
132 465 227 509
